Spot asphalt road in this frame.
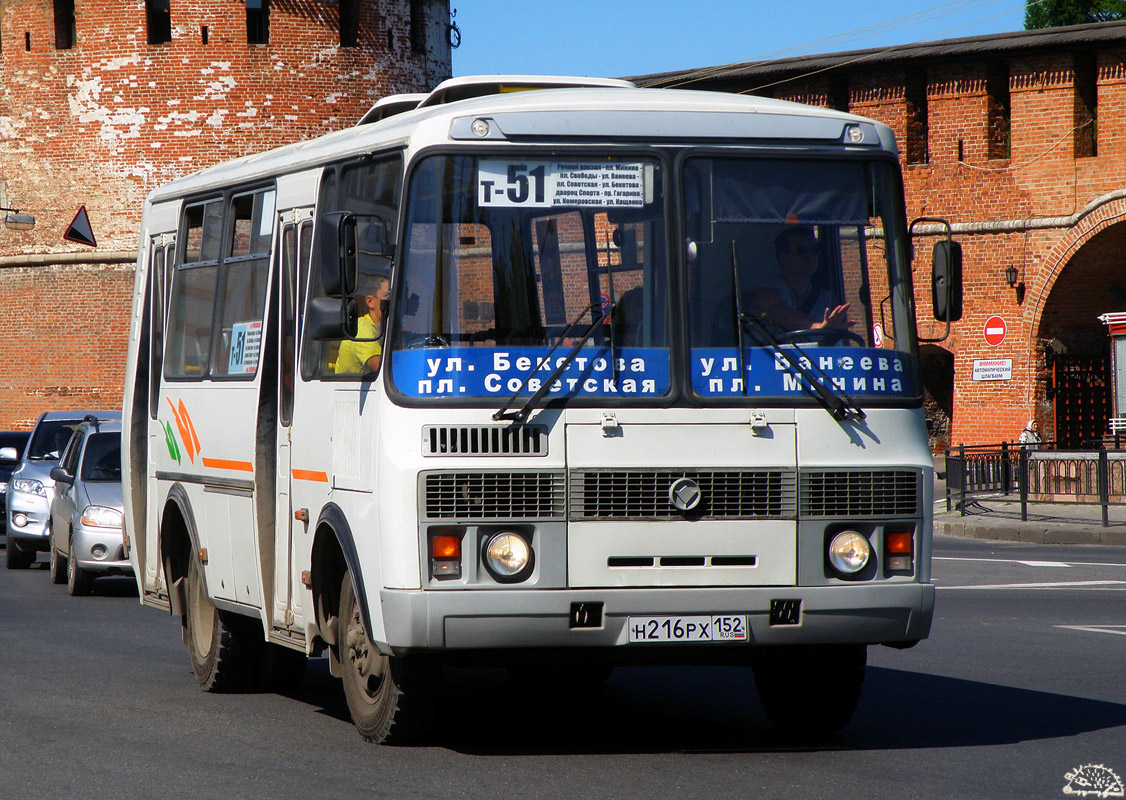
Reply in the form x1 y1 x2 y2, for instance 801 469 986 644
0 535 1122 800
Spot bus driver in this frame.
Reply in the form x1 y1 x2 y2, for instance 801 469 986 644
750 226 851 333
335 269 391 374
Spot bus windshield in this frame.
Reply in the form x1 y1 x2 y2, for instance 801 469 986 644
684 156 919 403
388 152 919 406
389 154 670 401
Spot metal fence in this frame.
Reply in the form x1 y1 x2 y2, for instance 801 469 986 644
944 441 1126 527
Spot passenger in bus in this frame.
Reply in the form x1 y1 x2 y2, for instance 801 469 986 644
335 270 391 374
749 226 851 333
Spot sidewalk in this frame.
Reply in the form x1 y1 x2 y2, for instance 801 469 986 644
932 453 1126 546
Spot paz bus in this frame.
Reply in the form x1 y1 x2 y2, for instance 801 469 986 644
121 75 961 743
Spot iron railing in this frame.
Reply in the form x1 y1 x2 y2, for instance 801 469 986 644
944 441 1126 527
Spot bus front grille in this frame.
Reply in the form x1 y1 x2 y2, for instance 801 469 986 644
568 469 796 520
799 470 920 518
422 425 548 457
422 471 565 520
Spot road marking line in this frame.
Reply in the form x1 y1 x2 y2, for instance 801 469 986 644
935 556 1126 568
1054 624 1126 636
938 580 1126 590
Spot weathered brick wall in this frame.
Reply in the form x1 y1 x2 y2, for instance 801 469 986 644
779 47 1126 447
0 0 450 429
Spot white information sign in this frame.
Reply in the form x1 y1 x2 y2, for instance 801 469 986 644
972 358 1012 382
478 160 647 208
228 320 263 375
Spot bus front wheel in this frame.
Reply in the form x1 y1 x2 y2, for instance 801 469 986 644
338 572 437 744
185 556 256 692
752 644 867 737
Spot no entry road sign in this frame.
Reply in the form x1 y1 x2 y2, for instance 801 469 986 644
984 315 1006 346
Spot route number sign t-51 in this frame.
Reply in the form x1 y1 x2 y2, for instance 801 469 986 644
478 160 649 208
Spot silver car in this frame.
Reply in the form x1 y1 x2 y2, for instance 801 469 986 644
48 419 131 595
6 411 120 570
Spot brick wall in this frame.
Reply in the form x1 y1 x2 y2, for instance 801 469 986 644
773 44 1126 447
0 0 450 429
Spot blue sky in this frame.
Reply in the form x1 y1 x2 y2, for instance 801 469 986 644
451 0 1030 79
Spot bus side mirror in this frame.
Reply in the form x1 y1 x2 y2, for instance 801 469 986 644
306 296 359 341
318 212 358 297
932 240 963 322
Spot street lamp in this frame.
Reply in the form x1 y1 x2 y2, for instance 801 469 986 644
0 206 35 231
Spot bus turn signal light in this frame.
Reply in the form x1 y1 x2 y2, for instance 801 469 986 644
886 531 913 554
432 535 461 559
430 532 463 579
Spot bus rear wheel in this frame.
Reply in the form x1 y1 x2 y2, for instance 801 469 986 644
185 556 256 692
338 572 437 744
752 644 867 738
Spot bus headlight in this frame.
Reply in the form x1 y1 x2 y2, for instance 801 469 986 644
483 531 533 582
828 531 871 575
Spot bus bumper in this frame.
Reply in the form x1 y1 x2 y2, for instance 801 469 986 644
378 583 934 655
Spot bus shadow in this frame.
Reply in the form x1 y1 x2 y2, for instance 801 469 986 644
295 662 1126 754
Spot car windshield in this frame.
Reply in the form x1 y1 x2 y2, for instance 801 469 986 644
27 420 83 460
80 433 122 482
389 154 670 402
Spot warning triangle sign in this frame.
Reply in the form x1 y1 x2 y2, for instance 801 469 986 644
64 206 97 247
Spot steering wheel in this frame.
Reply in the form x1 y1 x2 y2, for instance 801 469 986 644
777 327 865 346
406 334 451 349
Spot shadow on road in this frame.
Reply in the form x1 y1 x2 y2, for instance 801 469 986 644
291 661 1126 754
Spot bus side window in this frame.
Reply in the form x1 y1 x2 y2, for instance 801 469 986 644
166 200 222 378
212 188 274 378
305 155 401 378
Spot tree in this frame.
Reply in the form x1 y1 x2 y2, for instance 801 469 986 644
1025 0 1126 28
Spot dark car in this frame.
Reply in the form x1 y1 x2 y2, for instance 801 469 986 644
0 431 32 539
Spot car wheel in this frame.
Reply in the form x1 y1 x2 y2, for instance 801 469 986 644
6 540 34 570
66 538 93 596
338 571 437 744
49 530 67 585
184 555 257 692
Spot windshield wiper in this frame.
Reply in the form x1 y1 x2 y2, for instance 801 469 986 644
493 301 607 422
729 239 862 420
739 312 865 421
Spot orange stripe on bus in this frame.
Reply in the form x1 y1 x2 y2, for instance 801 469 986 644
291 469 329 483
201 457 254 472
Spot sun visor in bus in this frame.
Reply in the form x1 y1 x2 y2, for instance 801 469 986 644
449 112 880 145
710 160 869 225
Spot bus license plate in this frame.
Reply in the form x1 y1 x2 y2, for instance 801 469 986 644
627 615 748 643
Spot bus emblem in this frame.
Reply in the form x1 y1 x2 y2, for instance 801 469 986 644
669 478 702 512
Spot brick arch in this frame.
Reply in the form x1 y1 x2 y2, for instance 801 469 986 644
1026 199 1126 444
1029 196 1126 344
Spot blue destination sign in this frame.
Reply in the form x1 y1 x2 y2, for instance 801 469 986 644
393 347 671 398
690 347 919 398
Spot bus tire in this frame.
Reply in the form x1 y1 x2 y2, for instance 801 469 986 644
49 532 67 584
752 644 867 738
338 572 437 744
185 556 256 692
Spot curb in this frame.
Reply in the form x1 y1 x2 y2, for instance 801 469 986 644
937 518 1126 547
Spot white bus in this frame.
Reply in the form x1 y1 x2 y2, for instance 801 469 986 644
122 75 961 743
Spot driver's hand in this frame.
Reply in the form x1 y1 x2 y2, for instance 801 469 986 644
812 303 852 330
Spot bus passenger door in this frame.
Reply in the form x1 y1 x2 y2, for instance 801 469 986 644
273 210 312 629
145 233 175 598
